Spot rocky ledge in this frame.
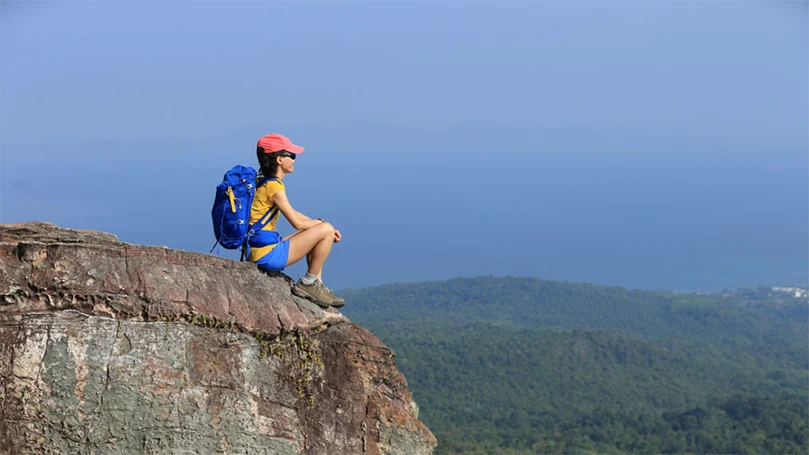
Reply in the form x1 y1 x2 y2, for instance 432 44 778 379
0 222 435 455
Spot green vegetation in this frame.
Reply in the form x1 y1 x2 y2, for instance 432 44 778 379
342 277 808 454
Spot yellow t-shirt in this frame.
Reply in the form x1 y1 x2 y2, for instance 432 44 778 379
247 179 285 262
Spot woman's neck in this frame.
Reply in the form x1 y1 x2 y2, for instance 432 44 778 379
274 170 286 181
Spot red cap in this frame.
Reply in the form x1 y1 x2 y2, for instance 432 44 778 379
257 133 304 154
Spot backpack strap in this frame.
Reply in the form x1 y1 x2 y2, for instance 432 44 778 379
240 178 281 262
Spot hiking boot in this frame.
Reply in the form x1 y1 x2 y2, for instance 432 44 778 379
293 279 336 308
323 284 346 309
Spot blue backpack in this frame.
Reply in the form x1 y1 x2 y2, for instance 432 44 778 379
211 165 278 260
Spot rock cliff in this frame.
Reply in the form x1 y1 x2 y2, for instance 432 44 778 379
0 222 435 455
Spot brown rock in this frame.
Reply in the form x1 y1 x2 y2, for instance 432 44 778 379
0 222 435 455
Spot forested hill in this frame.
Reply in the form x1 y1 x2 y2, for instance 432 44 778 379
343 276 807 355
341 277 808 454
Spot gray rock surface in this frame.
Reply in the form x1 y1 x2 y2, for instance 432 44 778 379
0 222 435 455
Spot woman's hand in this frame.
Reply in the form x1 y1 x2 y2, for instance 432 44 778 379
333 229 342 243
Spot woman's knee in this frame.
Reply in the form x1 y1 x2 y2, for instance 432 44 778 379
318 222 335 238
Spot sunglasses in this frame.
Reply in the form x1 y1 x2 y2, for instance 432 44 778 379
280 152 296 160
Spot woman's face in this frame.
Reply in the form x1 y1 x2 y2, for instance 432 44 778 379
278 153 296 174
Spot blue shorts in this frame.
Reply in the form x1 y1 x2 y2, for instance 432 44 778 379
254 239 290 272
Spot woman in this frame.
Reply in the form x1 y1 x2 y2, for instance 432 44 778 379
247 133 345 308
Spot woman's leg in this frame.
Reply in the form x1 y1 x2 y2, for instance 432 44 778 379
285 222 335 275
307 251 322 282
285 223 344 307
283 231 323 281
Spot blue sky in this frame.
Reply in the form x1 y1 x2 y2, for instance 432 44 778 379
2 1 807 291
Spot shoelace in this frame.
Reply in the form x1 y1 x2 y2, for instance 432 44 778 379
318 282 342 300
315 280 330 295
311 280 332 293
323 285 344 302
303 280 337 298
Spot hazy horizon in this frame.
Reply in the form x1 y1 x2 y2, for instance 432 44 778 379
2 1 807 292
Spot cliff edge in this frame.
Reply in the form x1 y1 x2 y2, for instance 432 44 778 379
0 222 436 455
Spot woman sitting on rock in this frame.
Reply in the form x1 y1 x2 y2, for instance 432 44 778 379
247 133 345 308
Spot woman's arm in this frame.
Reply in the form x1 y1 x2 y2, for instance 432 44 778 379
293 211 317 224
271 189 323 231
